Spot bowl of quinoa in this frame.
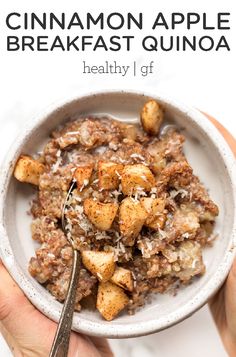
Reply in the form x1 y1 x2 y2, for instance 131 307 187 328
0 91 235 337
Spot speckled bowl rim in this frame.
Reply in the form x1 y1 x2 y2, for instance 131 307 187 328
0 90 235 338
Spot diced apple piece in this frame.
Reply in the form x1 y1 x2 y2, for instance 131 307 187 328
96 281 129 321
83 198 118 231
173 207 200 236
141 100 164 135
141 197 166 230
98 161 124 190
121 164 155 195
74 165 93 189
119 197 148 246
110 267 133 291
14 155 45 186
81 250 115 282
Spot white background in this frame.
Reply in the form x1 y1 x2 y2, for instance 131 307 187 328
0 0 235 356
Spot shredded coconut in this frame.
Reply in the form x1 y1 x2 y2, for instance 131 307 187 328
52 156 62 173
130 153 145 160
65 131 80 136
158 228 168 240
170 189 188 199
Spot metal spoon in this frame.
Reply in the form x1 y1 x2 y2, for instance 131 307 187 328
49 180 81 357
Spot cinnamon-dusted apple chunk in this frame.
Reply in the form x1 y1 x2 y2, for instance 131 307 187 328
83 198 118 231
98 161 123 190
121 164 155 195
141 99 164 135
110 267 134 292
14 155 45 186
74 165 93 189
119 197 148 246
81 251 115 282
97 281 129 321
140 197 166 230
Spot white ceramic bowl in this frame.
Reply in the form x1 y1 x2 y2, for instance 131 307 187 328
0 91 235 338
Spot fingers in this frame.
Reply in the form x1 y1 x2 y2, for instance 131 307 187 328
0 322 19 355
89 336 114 357
69 335 106 357
0 261 34 327
208 283 225 331
225 258 236 338
0 261 45 354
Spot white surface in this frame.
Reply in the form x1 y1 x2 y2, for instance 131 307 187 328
0 0 235 355
110 306 226 357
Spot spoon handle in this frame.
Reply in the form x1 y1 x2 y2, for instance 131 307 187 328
49 248 80 357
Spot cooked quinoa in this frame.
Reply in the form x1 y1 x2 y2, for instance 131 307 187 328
21 110 219 317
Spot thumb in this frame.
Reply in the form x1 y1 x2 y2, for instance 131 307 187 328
0 261 55 346
0 260 35 330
